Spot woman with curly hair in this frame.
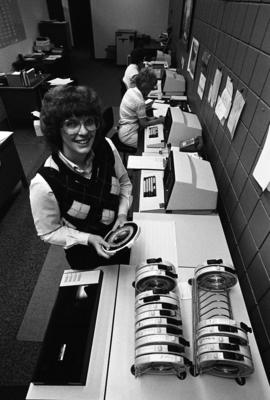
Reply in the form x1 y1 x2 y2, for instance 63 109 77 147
118 68 164 148
30 85 132 269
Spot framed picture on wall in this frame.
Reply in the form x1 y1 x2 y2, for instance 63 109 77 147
179 0 195 49
187 37 199 79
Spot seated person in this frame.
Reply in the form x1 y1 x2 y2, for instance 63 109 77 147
118 68 164 148
122 47 171 90
30 85 133 270
122 48 146 90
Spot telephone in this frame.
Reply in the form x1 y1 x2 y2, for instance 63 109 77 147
179 136 203 153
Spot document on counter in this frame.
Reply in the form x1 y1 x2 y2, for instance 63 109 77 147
60 269 101 286
152 101 170 117
48 77 74 85
127 155 165 170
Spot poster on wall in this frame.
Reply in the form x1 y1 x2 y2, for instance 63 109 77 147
179 0 196 49
197 72 206 99
187 37 199 79
253 124 270 192
209 68 222 107
227 90 246 138
215 76 233 125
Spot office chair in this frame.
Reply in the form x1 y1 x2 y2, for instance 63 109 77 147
110 131 137 167
101 106 115 137
102 106 136 166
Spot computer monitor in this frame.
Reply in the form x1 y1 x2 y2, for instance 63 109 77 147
161 70 185 95
164 107 202 147
163 150 218 212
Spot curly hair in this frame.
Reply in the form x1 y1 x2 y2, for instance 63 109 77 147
134 68 157 94
40 85 102 151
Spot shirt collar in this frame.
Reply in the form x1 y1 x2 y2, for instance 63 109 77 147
58 151 94 175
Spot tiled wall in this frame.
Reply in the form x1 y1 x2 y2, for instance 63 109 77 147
170 0 270 381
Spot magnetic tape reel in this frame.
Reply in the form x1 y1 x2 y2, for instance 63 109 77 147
196 326 249 345
136 344 184 357
135 309 181 323
136 259 176 275
197 335 249 348
133 354 188 379
135 302 181 316
135 270 177 293
197 318 250 331
102 221 140 254
197 342 252 360
135 326 185 340
197 351 254 378
195 261 237 291
135 259 178 293
136 334 186 350
136 317 182 332
135 295 179 310
135 289 179 303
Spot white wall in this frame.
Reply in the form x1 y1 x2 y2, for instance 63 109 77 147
0 0 49 72
90 0 170 58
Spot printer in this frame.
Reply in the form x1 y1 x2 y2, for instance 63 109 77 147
161 70 186 95
139 150 217 213
164 107 202 146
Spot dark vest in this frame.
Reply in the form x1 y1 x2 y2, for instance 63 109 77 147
38 139 119 236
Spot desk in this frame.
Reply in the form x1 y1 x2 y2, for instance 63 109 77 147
0 75 50 128
13 52 70 78
0 132 28 208
25 221 270 400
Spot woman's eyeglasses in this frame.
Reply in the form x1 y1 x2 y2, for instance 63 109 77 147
62 117 100 135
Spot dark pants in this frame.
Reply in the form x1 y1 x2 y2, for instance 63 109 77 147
65 244 131 270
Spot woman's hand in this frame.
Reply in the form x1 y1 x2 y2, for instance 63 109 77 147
112 214 127 231
87 233 111 258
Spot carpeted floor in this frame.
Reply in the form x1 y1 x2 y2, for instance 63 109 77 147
0 49 125 397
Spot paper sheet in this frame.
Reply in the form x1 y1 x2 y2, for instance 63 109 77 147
210 68 222 107
127 155 165 170
48 77 74 85
197 72 206 100
60 269 101 286
152 102 170 117
253 125 270 191
215 76 233 125
227 90 246 138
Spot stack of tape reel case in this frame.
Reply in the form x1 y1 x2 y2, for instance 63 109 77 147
189 259 254 385
131 257 191 379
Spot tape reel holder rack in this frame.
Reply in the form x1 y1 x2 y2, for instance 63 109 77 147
130 257 254 385
189 259 254 385
131 258 191 379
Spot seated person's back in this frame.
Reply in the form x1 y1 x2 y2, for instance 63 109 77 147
118 68 165 148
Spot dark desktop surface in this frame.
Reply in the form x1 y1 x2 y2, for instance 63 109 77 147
32 275 103 386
